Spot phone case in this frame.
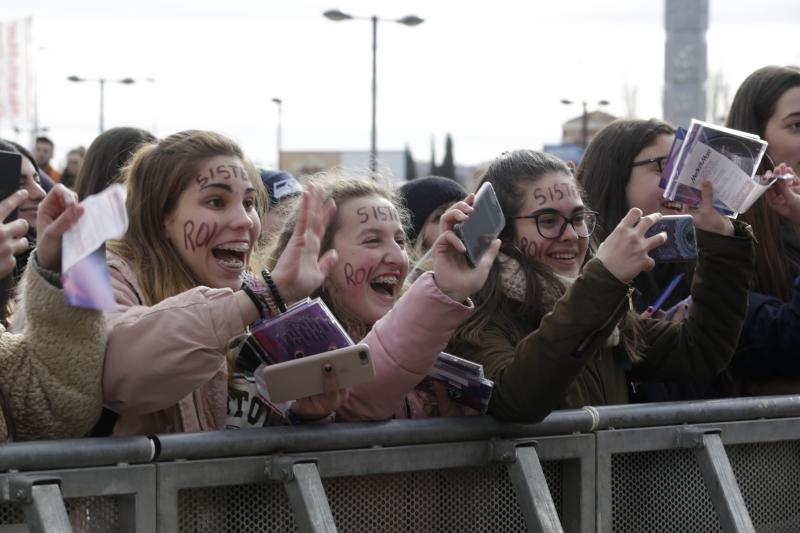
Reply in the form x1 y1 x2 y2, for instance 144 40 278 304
645 215 698 263
454 182 505 267
259 344 375 403
0 151 22 223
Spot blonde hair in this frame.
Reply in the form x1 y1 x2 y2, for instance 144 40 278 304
264 169 410 339
108 130 267 305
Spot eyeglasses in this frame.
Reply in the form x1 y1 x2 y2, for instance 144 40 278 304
508 210 598 240
631 155 669 174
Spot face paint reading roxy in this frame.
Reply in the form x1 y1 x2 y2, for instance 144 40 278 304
511 173 589 279
164 155 261 291
329 194 409 326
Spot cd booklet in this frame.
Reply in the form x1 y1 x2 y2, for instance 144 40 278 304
661 119 769 217
416 352 494 414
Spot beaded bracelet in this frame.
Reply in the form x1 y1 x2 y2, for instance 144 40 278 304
261 268 288 313
240 284 266 319
240 271 280 318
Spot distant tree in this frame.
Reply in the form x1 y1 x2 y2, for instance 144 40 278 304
439 133 456 179
404 145 418 181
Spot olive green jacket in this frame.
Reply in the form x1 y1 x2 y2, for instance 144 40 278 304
450 224 755 424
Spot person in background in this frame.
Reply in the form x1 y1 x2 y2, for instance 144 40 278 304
723 65 800 390
259 169 303 240
59 146 86 190
449 149 754 424
33 136 61 182
73 127 156 201
398 176 468 258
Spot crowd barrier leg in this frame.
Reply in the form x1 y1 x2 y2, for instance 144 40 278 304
267 458 337 533
0 476 72 533
679 428 756 533
492 440 563 533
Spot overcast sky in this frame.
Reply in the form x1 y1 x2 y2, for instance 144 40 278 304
2 0 799 170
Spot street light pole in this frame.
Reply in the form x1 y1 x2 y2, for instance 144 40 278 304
271 97 283 168
371 15 378 175
324 9 424 177
67 76 136 135
561 98 610 149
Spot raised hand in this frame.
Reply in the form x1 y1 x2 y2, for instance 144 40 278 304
689 181 734 236
765 163 800 224
35 185 84 272
430 195 500 303
595 208 666 283
0 190 31 278
270 183 338 303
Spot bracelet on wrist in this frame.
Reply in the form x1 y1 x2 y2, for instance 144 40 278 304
240 271 280 318
261 268 287 313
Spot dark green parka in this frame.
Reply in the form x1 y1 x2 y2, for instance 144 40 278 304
450 223 755 424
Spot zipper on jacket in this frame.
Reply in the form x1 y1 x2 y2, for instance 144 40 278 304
576 287 634 354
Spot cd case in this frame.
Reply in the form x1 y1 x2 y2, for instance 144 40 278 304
661 119 769 217
249 297 354 364
416 352 494 414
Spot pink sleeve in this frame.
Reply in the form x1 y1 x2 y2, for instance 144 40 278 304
103 260 246 416
336 272 473 421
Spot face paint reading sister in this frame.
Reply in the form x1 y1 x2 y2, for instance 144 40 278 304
195 164 250 188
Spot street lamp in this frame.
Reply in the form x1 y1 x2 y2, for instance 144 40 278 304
67 75 136 134
323 9 424 175
272 97 283 169
560 98 610 149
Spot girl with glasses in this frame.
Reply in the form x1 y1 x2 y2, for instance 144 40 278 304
449 149 755 423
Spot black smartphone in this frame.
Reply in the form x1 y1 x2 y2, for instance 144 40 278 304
644 214 698 263
0 151 21 223
454 182 505 267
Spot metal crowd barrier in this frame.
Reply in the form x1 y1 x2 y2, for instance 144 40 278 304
1 395 799 532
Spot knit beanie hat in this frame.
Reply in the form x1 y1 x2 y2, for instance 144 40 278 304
399 176 468 242
259 169 303 207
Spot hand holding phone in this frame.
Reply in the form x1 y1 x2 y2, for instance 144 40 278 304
644 215 698 263
259 344 374 403
453 182 505 268
0 151 22 223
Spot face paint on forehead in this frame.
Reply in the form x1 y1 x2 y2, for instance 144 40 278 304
355 204 399 224
195 164 250 188
531 182 580 206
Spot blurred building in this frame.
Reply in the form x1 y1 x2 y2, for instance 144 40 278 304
561 110 618 146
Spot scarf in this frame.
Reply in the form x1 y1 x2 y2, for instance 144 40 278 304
497 253 620 348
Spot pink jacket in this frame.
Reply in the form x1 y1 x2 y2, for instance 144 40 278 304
104 252 472 435
338 272 474 420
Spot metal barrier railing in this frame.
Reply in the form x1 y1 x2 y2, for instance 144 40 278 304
0 396 799 532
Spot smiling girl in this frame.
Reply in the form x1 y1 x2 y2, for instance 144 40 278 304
449 149 756 423
267 175 499 420
103 131 341 435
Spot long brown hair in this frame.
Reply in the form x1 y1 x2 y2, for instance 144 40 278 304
264 171 410 340
108 130 266 305
453 149 643 361
727 65 800 301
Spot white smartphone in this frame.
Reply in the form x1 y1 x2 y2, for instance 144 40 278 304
259 344 375 403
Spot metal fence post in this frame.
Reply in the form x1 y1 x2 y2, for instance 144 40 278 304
492 440 563 533
679 428 756 533
0 476 73 533
267 458 337 533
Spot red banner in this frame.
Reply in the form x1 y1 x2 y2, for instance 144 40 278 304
0 18 33 123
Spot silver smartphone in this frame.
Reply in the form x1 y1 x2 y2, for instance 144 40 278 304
453 182 505 267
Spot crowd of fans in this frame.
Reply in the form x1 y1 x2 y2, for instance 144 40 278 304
0 64 797 442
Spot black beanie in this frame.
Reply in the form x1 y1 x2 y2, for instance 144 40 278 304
398 176 468 242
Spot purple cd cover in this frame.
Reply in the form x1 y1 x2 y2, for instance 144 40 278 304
250 298 353 364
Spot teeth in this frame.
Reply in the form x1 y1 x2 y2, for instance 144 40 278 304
661 201 683 210
217 257 244 269
372 275 398 285
215 242 249 252
550 254 576 260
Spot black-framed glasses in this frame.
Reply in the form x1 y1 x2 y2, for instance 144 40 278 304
631 155 669 173
508 210 598 240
